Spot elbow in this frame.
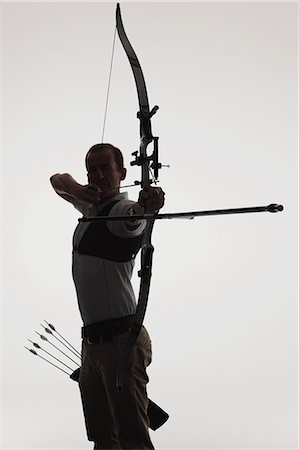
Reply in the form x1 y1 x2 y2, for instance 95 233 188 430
50 173 63 189
50 173 58 186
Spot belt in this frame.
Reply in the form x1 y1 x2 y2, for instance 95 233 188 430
81 315 135 344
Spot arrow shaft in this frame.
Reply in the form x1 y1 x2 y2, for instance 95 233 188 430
44 321 81 358
40 347 75 371
51 330 81 358
26 346 71 376
38 336 80 367
49 332 81 360
36 353 71 376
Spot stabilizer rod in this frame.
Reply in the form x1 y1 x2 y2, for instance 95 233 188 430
79 203 284 223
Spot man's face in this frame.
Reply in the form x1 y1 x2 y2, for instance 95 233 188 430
86 148 126 201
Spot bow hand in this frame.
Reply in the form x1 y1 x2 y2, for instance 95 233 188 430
138 187 165 213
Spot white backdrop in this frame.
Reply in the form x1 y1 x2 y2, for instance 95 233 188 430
2 2 297 449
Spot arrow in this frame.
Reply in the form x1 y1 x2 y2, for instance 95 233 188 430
35 331 80 367
41 323 81 359
27 339 75 372
24 346 71 376
44 321 81 358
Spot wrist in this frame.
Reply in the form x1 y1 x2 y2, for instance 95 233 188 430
133 201 145 215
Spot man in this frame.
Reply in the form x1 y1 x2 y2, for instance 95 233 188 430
50 143 165 449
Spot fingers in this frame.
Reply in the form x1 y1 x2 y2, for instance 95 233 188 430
87 183 101 192
79 184 102 204
139 187 165 213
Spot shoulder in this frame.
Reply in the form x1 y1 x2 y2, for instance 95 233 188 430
107 195 146 238
110 198 134 216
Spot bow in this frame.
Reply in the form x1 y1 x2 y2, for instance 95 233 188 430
104 4 285 391
115 3 161 392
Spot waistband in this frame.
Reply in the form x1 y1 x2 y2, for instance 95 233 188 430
81 315 135 342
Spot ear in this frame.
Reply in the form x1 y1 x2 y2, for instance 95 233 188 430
120 168 127 180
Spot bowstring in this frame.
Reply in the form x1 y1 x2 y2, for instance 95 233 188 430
101 23 117 143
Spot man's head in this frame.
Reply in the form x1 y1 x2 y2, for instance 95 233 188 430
85 143 127 201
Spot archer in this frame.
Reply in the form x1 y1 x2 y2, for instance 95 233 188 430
50 143 164 450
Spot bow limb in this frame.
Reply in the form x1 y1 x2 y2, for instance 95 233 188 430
116 4 156 143
116 4 160 187
115 3 159 392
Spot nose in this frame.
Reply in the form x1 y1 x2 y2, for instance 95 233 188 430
95 167 104 178
88 167 104 184
91 167 104 182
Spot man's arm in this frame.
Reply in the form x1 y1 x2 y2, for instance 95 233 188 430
50 173 101 206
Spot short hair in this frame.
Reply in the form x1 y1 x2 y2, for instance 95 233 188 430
85 143 124 171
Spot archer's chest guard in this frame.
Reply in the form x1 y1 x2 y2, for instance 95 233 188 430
75 200 143 262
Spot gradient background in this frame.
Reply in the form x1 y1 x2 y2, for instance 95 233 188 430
2 2 297 449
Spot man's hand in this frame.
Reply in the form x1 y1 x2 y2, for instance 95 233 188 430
124 187 165 230
50 174 102 206
138 187 165 213
75 183 102 206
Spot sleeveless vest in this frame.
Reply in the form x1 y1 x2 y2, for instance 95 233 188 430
75 200 144 262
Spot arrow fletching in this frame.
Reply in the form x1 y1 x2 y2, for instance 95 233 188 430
28 339 41 349
35 331 48 341
44 320 56 331
24 346 37 356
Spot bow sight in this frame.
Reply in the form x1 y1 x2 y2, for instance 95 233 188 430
130 136 162 186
